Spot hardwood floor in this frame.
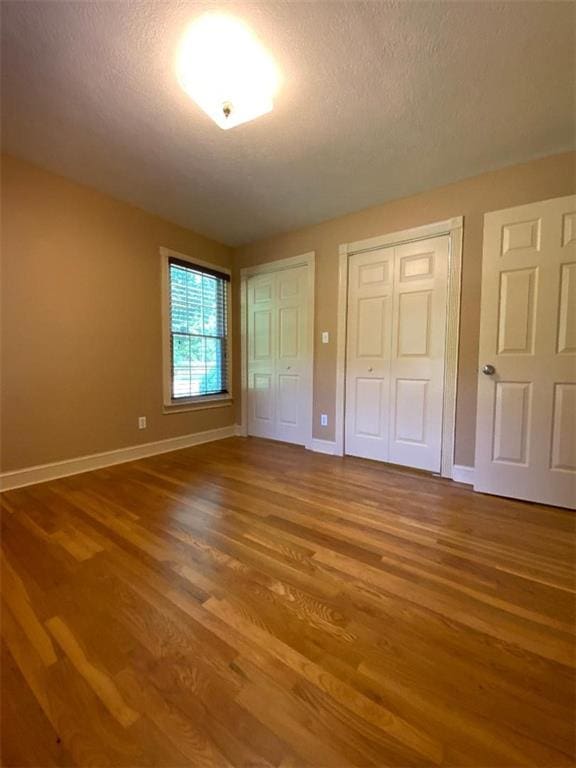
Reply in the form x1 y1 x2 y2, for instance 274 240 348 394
1 436 574 767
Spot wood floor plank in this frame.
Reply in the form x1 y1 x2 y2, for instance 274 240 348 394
1 552 58 666
204 594 444 765
46 616 140 728
1 436 574 767
0 640 74 768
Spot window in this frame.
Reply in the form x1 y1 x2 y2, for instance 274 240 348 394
164 253 231 404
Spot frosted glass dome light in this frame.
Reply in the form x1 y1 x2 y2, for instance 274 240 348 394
177 13 280 130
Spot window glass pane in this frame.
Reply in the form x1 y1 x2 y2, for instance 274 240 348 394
204 337 222 394
169 261 228 399
170 267 188 333
186 270 203 335
172 333 190 365
202 275 218 336
190 336 205 396
172 334 190 398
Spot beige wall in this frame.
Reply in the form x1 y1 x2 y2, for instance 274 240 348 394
3 151 575 474
1 154 234 472
234 151 576 467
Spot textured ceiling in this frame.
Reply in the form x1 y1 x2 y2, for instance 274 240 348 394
2 1 575 246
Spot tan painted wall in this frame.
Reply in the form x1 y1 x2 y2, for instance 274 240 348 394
3 151 574 473
1 154 234 472
234 151 576 467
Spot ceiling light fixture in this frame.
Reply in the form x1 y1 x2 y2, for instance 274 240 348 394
176 13 280 130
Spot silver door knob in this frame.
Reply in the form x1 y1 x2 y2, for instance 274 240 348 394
482 364 496 376
286 366 291 370
368 367 374 372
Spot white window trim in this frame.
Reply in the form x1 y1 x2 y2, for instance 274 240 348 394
160 247 233 413
335 217 464 479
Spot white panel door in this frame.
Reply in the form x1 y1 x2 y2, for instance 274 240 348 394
345 236 448 471
247 273 276 439
345 247 394 461
247 266 310 445
389 237 449 471
475 195 576 509
275 266 310 444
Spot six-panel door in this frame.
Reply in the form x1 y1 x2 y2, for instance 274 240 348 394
247 266 310 446
345 236 449 472
475 195 576 508
345 246 394 462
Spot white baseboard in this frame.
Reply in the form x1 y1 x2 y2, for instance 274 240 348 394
310 438 339 456
451 464 475 485
0 425 239 493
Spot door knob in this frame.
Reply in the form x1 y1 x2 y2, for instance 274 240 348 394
286 366 292 370
368 367 374 373
482 364 496 376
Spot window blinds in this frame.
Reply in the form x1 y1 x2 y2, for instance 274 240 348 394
168 258 230 399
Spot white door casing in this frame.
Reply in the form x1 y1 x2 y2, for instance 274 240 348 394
475 195 576 509
246 262 312 446
345 235 449 472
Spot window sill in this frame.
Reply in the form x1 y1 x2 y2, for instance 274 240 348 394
163 396 234 415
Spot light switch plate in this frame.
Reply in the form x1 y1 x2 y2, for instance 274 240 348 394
322 331 329 344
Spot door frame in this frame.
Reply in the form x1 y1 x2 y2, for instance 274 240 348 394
335 217 463 478
239 252 316 449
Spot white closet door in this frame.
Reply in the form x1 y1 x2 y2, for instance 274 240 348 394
475 195 576 509
247 266 310 445
389 236 449 472
275 266 309 444
247 273 276 439
345 236 448 471
345 246 394 461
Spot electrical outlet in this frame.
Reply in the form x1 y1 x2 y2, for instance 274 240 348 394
320 414 328 427
138 416 147 429
321 331 329 344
